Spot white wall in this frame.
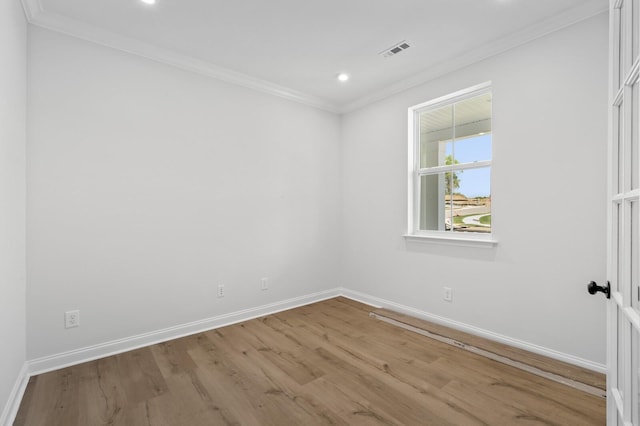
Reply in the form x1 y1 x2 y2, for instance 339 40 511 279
27 27 341 359
0 0 27 419
341 14 609 365
25 12 609 369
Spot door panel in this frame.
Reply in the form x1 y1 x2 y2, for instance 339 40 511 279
634 329 639 423
609 1 640 424
631 83 639 190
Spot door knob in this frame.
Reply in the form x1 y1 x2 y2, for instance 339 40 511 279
587 281 611 299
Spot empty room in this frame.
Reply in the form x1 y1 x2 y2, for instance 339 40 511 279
1 0 638 424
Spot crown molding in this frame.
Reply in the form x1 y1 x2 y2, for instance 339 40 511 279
20 0 42 20
339 0 608 113
24 9 341 114
21 0 606 115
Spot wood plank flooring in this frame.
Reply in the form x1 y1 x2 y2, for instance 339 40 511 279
371 308 606 393
14 297 606 425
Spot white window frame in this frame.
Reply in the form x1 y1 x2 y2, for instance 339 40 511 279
405 82 497 247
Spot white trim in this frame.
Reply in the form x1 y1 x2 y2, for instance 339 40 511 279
371 312 606 398
341 0 609 112
624 306 640 332
340 288 607 374
608 0 640 422
0 362 29 426
403 233 498 248
19 0 42 20
30 287 605 377
28 288 341 375
20 0 607 114
418 160 492 175
337 290 383 309
25 12 339 114
5 288 606 420
407 82 494 242
411 81 492 112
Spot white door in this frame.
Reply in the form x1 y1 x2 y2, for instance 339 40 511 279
608 1 640 425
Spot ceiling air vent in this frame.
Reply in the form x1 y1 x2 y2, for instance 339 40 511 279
380 41 411 58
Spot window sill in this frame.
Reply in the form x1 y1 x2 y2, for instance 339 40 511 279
403 233 498 248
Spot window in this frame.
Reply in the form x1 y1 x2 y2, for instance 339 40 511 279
407 82 495 245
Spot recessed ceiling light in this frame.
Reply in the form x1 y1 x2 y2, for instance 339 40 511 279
337 73 350 82
141 0 156 5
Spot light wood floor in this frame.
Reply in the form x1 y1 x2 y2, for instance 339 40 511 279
15 297 605 425
371 308 606 393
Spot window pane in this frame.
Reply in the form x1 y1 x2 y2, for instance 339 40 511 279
419 174 448 231
633 200 640 312
634 329 640 425
617 103 624 194
419 105 452 168
451 167 491 234
619 5 626 89
617 202 624 293
625 200 635 302
453 93 492 164
411 85 492 238
635 0 640 65
454 134 492 164
633 83 639 190
618 311 626 402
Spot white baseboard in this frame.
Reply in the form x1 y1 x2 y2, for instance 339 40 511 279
340 288 607 374
29 286 604 375
12 286 605 422
0 362 29 426
28 288 341 375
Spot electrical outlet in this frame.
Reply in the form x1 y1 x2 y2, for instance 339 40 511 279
443 287 453 302
261 277 269 291
65 310 80 328
217 284 225 298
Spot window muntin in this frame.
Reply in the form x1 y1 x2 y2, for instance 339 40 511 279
409 84 492 239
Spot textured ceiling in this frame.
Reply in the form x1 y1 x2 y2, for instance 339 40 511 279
22 0 608 112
